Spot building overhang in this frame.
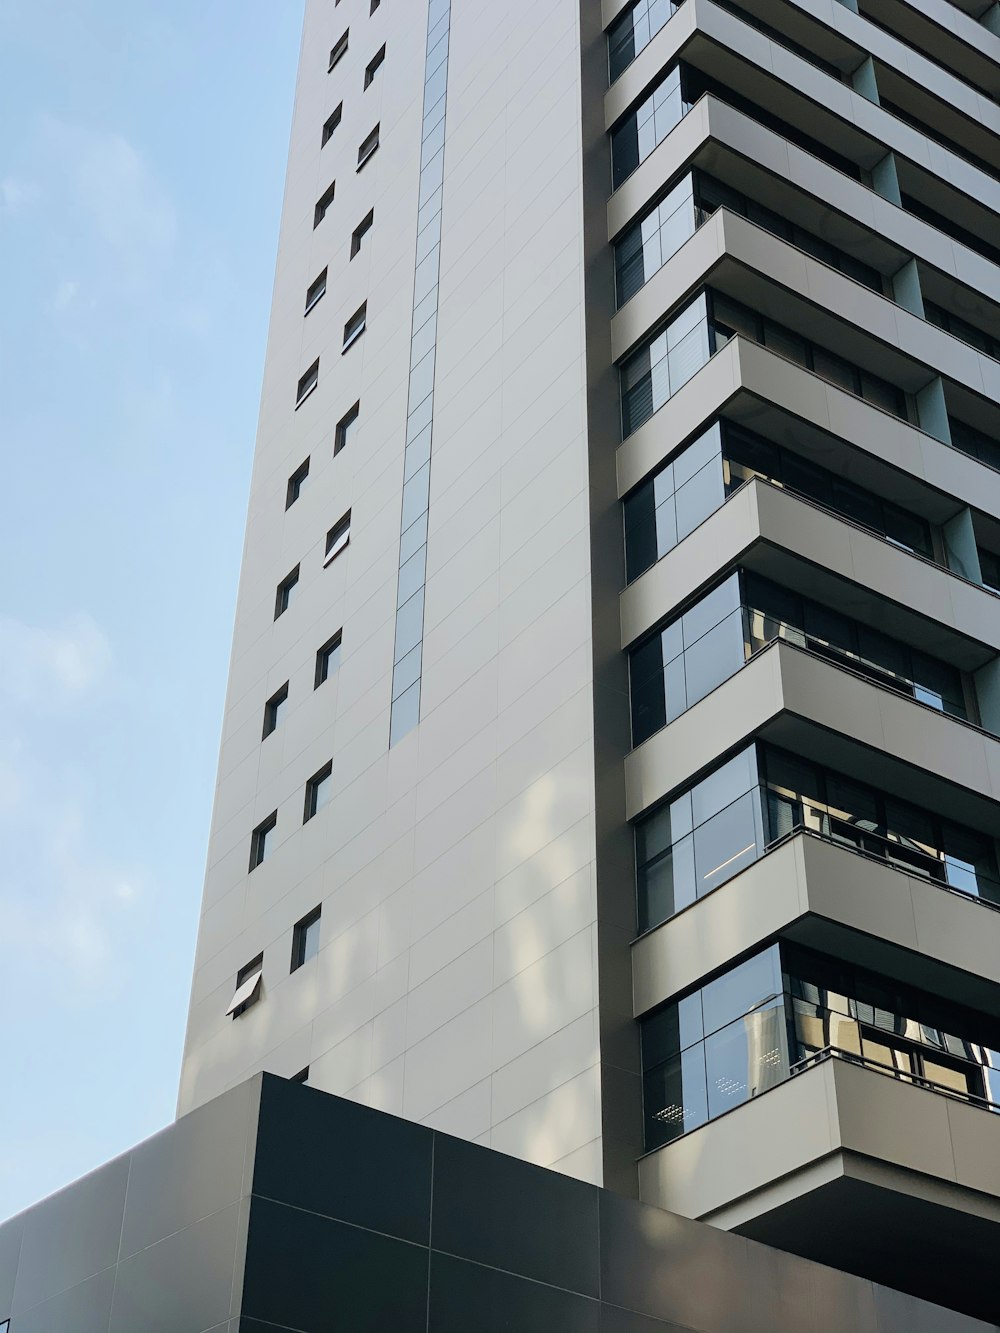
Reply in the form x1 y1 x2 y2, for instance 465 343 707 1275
638 1055 1000 1323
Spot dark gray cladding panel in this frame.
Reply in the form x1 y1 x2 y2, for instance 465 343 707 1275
0 1080 257 1333
1 1074 997 1333
430 1129 600 1296
251 1072 432 1245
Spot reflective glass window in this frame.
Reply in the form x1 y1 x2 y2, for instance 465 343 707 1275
635 746 760 932
608 0 683 81
704 1001 789 1119
615 173 697 305
611 64 687 188
620 294 710 436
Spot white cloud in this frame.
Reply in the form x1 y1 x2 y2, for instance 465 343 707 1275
0 612 112 707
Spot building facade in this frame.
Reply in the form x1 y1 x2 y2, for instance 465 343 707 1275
179 0 1000 1321
7 1075 997 1333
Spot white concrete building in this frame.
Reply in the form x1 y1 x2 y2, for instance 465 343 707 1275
179 0 1000 1318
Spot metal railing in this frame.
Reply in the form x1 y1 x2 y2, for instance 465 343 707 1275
790 1044 1000 1115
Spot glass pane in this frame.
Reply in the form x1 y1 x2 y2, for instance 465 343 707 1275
782 451 831 507
704 1000 788 1119
764 322 809 368
693 789 761 898
831 478 880 532
642 996 703 1067
611 118 640 189
666 318 711 396
860 372 904 417
638 849 676 931
922 1055 977 1098
702 946 783 1036
682 572 741 645
608 10 637 82
624 481 659 582
674 422 722 486
630 635 668 746
943 824 999 901
691 745 759 827
861 1033 915 1080
682 608 746 709
643 1045 708 1148
675 458 724 543
812 346 857 393
883 503 931 556
663 649 688 725
636 806 670 872
658 190 696 265
654 495 679 560
711 293 758 340
302 917 321 963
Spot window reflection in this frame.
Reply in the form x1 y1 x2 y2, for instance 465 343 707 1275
623 419 936 585
628 569 969 749
620 289 906 441
615 169 883 309
608 0 684 82
642 942 1000 1150
634 743 1000 935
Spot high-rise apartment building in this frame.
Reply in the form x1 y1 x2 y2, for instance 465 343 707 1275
177 0 1000 1321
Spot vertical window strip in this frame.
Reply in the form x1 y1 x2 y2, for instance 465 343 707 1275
389 0 451 747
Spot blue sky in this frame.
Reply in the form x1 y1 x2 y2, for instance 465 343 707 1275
0 0 303 1219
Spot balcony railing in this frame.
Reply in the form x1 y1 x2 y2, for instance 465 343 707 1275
790 1045 1000 1116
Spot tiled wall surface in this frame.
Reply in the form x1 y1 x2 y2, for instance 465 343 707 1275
5 1075 995 1333
178 0 606 1182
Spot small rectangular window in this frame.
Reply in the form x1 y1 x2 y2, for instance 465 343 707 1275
322 103 343 147
357 124 380 170
290 1066 310 1084
227 953 263 1018
296 359 319 406
329 31 349 71
364 45 386 88
262 682 289 739
275 565 300 619
351 209 374 258
305 268 327 315
303 763 333 823
343 302 367 351
314 181 336 228
286 458 310 508
315 630 343 687
324 511 351 566
335 402 360 456
291 905 322 969
249 814 277 872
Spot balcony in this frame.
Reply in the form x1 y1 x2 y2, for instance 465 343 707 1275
637 1049 1000 1322
625 634 1000 832
633 832 1000 1021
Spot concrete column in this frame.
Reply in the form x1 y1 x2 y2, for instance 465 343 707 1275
974 658 1000 734
834 0 859 11
871 151 901 206
892 258 924 317
916 376 951 444
943 507 983 584
852 56 880 105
